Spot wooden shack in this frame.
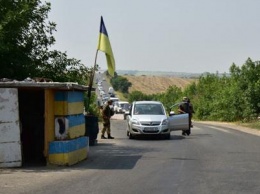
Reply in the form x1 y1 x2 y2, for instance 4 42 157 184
0 81 92 167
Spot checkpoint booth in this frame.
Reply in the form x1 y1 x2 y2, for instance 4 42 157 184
0 80 93 167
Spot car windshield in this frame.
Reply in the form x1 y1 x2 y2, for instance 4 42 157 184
120 103 130 110
134 104 164 115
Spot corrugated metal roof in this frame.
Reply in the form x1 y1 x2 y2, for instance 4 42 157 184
0 78 93 91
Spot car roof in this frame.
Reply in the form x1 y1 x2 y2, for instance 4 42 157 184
118 101 129 104
134 101 162 105
109 97 119 99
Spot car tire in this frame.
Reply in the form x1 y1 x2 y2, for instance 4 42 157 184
129 132 134 139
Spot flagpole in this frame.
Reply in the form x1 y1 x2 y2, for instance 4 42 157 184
86 49 99 113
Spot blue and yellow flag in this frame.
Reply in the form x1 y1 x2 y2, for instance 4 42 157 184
97 16 115 77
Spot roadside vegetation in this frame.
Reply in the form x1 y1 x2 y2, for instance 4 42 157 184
109 59 260 130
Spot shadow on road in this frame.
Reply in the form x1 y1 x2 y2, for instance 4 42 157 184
129 134 185 141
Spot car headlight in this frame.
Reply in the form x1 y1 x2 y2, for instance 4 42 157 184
132 119 141 125
161 119 168 125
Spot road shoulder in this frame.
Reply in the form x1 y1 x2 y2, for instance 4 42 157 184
195 121 260 136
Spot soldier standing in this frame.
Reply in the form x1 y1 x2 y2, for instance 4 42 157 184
178 97 191 136
101 100 115 139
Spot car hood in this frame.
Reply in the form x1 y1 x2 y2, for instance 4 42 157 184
132 115 167 122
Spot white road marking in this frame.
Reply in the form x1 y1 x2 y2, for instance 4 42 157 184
191 126 201 130
207 126 231 133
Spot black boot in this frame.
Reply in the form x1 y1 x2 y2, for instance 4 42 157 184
107 135 114 139
101 135 107 139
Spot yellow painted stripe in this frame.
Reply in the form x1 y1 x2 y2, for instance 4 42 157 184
54 101 84 115
67 124 85 139
44 89 55 157
97 33 115 77
48 147 88 166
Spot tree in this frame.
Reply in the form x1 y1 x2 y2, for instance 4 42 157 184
110 73 132 93
229 58 260 120
160 85 182 113
181 58 260 122
128 91 154 102
0 0 89 84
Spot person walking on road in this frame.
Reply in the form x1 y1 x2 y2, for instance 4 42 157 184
101 100 115 139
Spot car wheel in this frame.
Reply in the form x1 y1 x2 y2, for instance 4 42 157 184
129 132 134 139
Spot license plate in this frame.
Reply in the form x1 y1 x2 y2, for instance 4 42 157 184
144 127 158 131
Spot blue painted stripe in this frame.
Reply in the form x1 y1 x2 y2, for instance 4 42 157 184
67 114 85 128
49 136 88 154
55 91 84 102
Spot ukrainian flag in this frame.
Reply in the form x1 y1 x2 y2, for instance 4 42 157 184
97 16 115 77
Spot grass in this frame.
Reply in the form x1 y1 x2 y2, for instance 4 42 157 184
237 120 260 130
115 91 128 101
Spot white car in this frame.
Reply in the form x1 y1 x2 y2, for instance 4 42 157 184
100 90 105 96
108 87 114 95
126 101 190 139
113 101 130 114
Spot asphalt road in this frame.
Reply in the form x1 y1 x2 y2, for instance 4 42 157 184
1 115 260 194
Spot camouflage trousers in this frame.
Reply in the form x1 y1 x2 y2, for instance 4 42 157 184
101 118 111 135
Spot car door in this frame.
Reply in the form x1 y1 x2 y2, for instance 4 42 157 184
125 104 133 128
113 102 118 112
168 113 189 131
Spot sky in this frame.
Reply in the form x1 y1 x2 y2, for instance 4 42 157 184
48 0 260 74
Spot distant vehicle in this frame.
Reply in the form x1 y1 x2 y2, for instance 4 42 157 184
108 87 114 95
113 101 130 114
125 101 190 139
98 86 103 91
102 93 109 98
100 90 105 96
109 93 115 97
109 97 119 104
102 96 109 103
97 98 104 108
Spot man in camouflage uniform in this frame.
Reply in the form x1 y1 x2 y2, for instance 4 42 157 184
178 97 191 136
101 100 115 139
